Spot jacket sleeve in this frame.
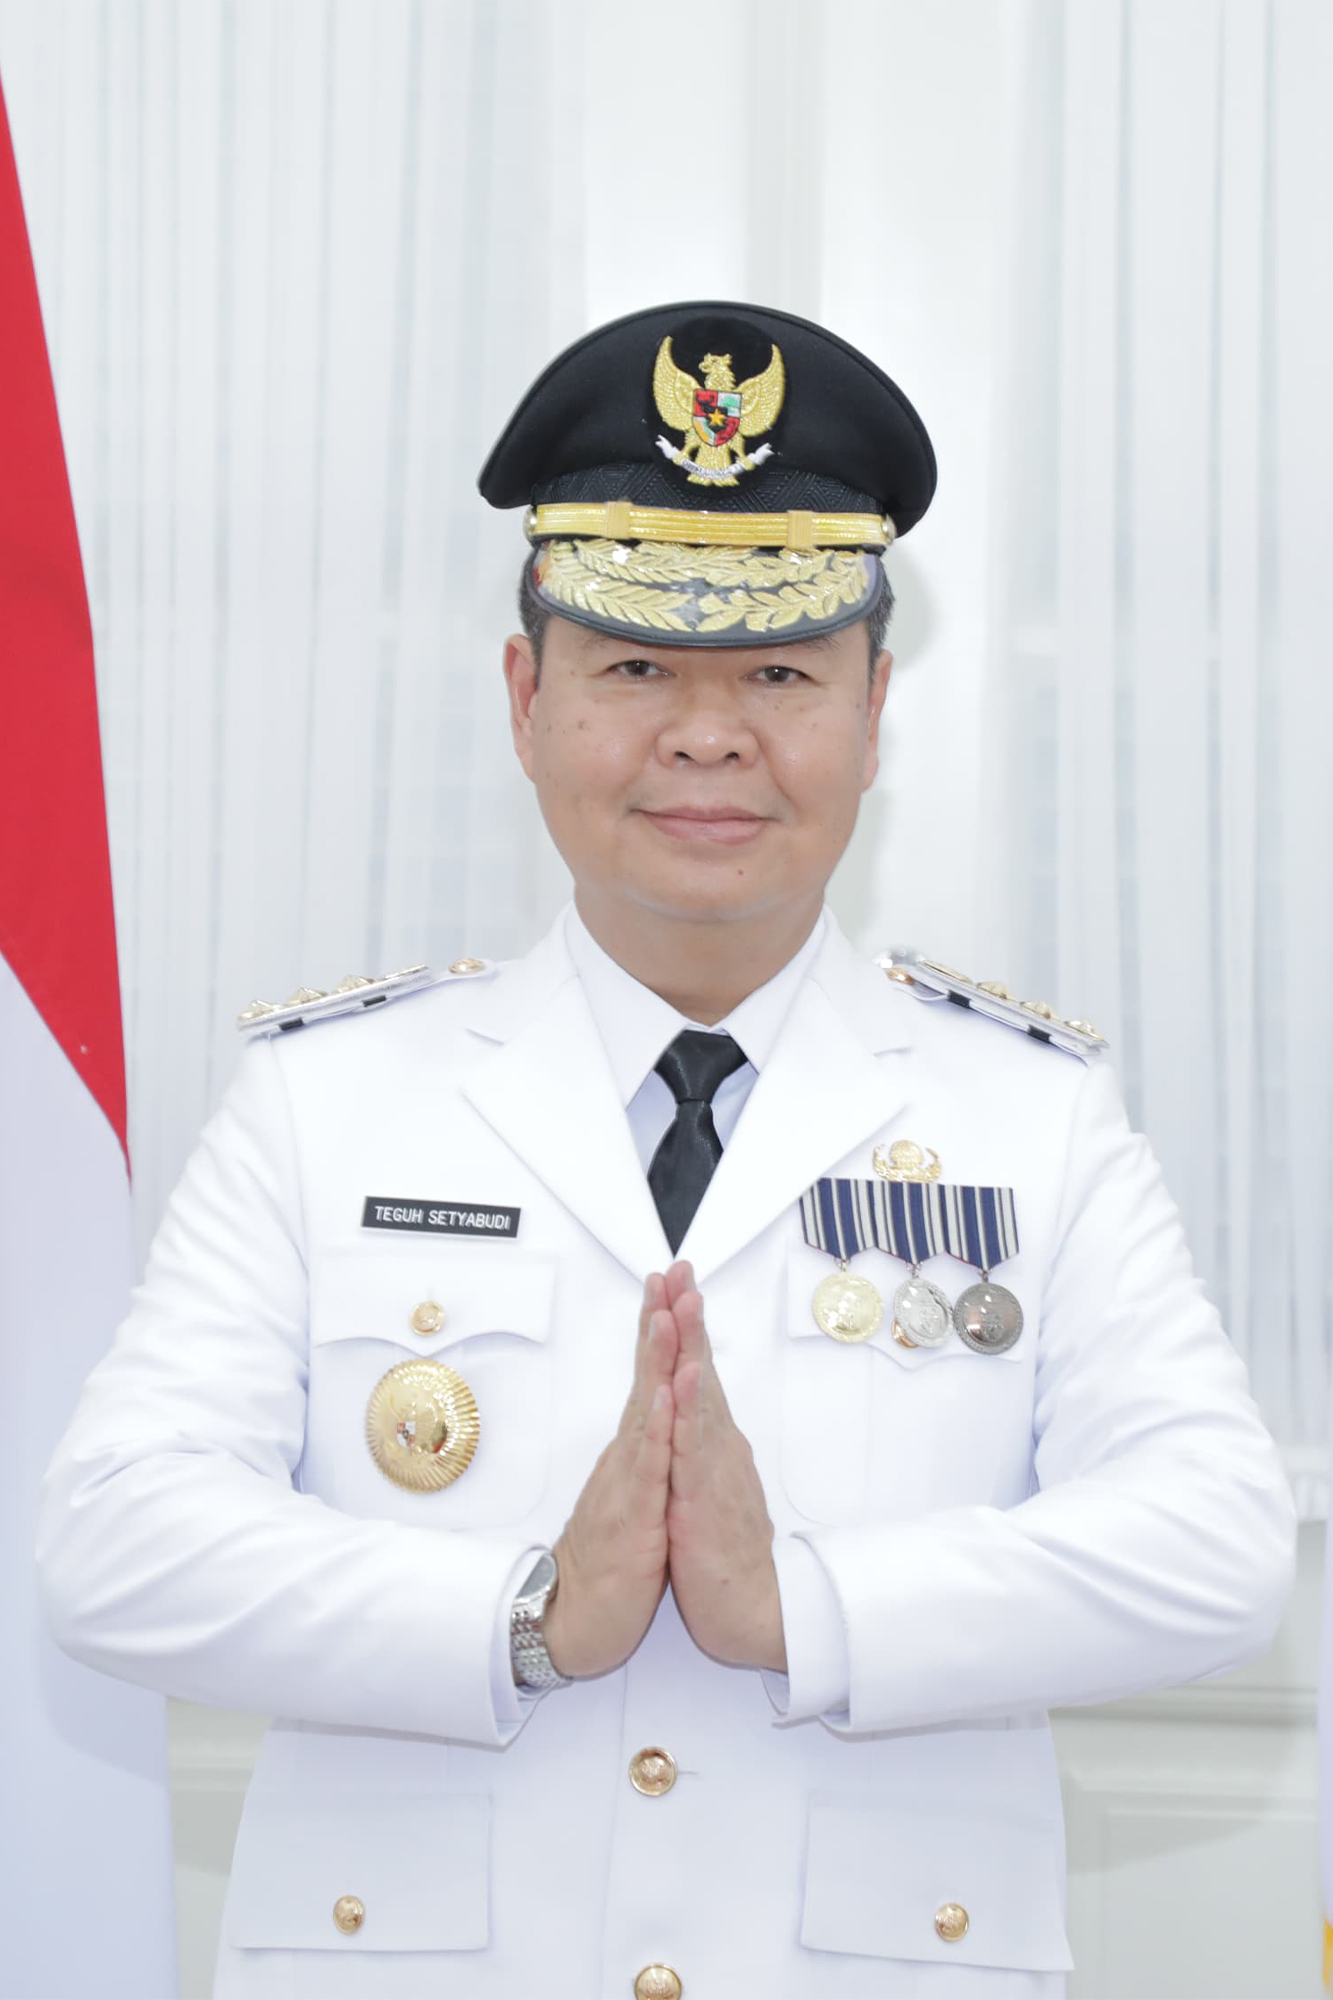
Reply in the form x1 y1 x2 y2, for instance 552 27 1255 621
799 1055 1297 1735
35 1036 542 1748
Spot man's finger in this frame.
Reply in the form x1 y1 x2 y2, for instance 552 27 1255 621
636 1273 666 1356
635 1310 679 1419
664 1260 694 1310
674 1286 710 1368
627 1380 673 1527
622 1275 667 1429
669 1359 705 1503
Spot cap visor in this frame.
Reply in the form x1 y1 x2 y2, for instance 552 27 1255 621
528 539 883 646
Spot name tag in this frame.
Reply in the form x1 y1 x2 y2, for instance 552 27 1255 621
361 1196 520 1239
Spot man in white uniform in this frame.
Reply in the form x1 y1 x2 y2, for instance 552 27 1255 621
38 301 1296 1999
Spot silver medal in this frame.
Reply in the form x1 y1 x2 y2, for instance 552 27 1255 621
953 1281 1024 1355
891 1274 954 1349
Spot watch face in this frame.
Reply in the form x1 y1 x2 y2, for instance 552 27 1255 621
520 1550 557 1602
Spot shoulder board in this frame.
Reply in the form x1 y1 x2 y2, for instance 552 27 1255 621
235 957 495 1040
876 945 1109 1063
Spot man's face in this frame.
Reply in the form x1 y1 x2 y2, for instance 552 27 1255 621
503 613 890 929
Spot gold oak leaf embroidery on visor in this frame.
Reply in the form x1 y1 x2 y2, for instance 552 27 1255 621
532 538 874 636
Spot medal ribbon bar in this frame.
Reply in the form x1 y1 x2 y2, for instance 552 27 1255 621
801 1179 1019 1268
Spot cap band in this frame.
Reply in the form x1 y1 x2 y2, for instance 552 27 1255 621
525 501 894 552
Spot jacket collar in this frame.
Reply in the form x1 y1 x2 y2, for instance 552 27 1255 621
460 907 911 1285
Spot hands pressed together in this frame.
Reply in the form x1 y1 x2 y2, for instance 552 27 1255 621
542 1264 787 1683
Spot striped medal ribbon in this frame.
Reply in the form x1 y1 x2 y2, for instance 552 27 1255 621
800 1178 1023 1352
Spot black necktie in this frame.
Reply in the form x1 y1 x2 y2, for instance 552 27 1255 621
648 1030 748 1254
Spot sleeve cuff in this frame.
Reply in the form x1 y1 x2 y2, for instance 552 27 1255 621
490 1544 548 1734
762 1533 851 1723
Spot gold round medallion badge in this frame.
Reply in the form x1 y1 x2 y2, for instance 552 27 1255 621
365 1358 479 1493
810 1269 884 1343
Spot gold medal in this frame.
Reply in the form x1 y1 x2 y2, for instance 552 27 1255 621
811 1263 884 1343
365 1358 479 1493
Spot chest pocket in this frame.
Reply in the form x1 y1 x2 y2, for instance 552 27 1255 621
778 1240 1032 1525
303 1241 555 1528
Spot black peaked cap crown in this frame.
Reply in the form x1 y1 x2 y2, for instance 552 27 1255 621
479 299 936 531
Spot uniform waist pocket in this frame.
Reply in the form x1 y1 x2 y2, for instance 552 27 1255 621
801 1795 1072 1973
224 1790 489 1952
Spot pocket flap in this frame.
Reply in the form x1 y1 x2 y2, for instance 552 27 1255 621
310 1243 554 1355
801 1797 1072 1973
225 1792 488 1952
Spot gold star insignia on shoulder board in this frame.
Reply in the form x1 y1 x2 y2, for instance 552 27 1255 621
236 956 496 1039
876 946 1108 1063
236 965 431 1039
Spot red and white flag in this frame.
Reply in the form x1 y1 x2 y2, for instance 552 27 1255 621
0 73 177 1999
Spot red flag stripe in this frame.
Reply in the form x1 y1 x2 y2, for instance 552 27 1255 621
0 76 127 1162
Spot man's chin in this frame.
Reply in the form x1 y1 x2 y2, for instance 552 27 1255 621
622 873 799 929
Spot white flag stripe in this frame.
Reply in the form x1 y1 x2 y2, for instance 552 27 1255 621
2 956 177 1997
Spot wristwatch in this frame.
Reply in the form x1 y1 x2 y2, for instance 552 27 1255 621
509 1548 573 1691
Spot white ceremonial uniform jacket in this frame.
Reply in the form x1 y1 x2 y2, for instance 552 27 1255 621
38 908 1296 2000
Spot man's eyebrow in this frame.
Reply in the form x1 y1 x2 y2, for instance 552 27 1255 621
575 629 842 662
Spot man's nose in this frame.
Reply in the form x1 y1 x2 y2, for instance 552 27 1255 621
654 690 758 765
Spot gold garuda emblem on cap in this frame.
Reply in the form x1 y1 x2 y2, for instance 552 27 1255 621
653 336 785 487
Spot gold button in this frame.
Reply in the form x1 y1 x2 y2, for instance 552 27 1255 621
333 1895 365 1935
449 957 485 975
934 1903 969 1943
628 1747 677 1797
409 1300 445 1337
634 1968 682 2000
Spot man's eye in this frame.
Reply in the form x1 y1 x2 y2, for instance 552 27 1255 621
752 664 808 686
610 658 667 680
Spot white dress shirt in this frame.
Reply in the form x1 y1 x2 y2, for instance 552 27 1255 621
551 903 852 1721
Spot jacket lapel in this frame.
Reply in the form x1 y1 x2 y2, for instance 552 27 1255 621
460 911 913 1288
460 922 671 1282
681 921 912 1286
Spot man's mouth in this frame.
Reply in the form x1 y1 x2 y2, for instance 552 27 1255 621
636 805 769 846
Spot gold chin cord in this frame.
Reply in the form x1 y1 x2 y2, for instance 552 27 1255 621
524 500 895 553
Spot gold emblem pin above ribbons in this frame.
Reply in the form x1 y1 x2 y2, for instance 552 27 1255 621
525 502 893 551
366 1358 479 1492
873 1139 942 1183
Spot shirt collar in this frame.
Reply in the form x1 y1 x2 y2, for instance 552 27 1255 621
564 903 827 1108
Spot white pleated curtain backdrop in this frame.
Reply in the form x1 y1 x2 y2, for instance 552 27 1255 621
986 0 1333 1512
1 0 1327 1506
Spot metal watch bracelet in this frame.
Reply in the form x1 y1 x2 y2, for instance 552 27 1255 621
509 1548 573 1691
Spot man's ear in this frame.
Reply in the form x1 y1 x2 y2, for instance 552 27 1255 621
862 649 893 791
503 634 539 781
